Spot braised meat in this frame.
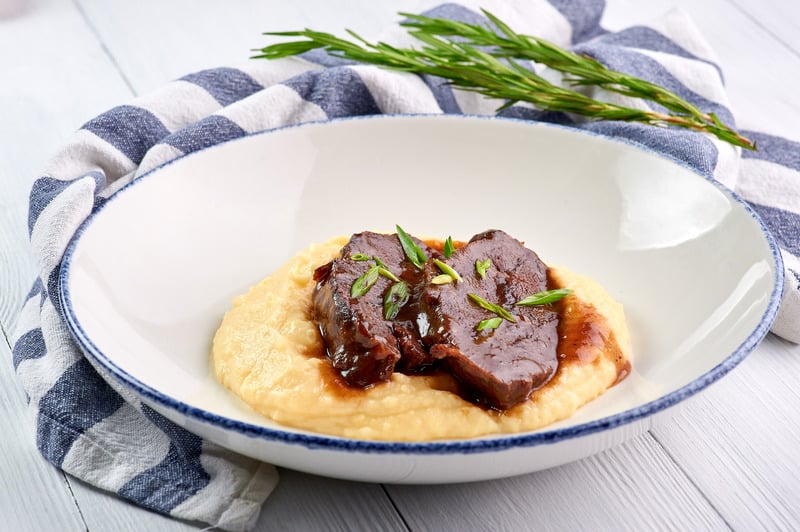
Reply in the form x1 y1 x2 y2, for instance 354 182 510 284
417 230 559 409
312 229 560 409
311 232 435 386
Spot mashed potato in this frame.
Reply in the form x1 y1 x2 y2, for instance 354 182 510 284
212 236 631 441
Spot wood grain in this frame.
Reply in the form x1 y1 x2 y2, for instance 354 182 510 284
66 476 207 532
387 434 728 531
729 0 800 59
603 0 800 139
1 0 799 530
258 469 407 531
652 335 800 530
0 0 133 331
0 341 87 531
73 0 412 94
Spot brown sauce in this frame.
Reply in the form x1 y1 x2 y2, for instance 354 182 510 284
311 268 630 404
316 360 365 399
554 296 631 385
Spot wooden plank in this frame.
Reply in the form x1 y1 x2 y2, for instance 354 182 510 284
0 0 133 331
728 0 800 58
386 434 728 530
257 469 408 531
4 1 798 531
67 477 201 532
0 339 87 531
651 335 800 530
73 0 412 94
603 0 800 139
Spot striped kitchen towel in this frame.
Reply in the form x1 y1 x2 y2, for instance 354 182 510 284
11 0 800 530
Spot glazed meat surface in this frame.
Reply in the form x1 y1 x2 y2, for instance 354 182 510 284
312 232 434 386
312 229 559 409
417 230 559 409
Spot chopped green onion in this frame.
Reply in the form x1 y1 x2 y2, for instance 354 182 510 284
383 281 409 319
477 317 503 331
516 288 573 306
396 224 428 269
433 258 462 282
431 274 454 285
378 267 400 283
444 236 455 258
467 293 516 323
475 258 492 279
351 254 399 281
351 265 380 297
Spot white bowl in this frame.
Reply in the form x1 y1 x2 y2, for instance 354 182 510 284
60 115 783 483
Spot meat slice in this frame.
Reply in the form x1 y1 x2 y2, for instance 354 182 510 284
418 230 559 409
312 232 435 387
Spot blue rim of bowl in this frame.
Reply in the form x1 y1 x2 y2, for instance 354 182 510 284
59 114 785 455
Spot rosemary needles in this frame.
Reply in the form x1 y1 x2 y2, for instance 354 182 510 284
252 9 754 150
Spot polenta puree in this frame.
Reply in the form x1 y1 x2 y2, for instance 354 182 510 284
212 236 631 441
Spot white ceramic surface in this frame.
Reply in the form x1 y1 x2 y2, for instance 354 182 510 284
60 115 783 483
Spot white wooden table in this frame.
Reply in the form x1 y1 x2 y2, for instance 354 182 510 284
2 1 799 530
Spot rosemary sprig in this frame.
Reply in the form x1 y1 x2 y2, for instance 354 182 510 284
253 10 754 150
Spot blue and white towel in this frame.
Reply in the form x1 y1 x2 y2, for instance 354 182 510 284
11 1 800 530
